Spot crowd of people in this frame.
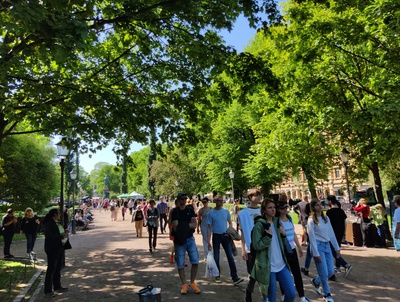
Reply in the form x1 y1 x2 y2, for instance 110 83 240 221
1 190 399 301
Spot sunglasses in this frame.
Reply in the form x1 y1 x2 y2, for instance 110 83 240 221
279 206 289 210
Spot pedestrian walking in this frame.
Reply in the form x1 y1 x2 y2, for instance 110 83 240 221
196 197 212 262
326 195 353 278
232 199 240 232
20 207 40 259
121 206 126 220
277 202 310 302
146 200 159 252
156 196 169 234
238 188 261 302
393 195 400 251
43 209 69 297
128 198 134 215
207 195 244 285
2 208 17 258
171 192 201 295
294 196 310 246
131 205 144 237
251 198 296 302
308 199 340 302
354 198 371 247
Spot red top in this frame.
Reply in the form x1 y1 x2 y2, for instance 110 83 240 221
354 204 370 218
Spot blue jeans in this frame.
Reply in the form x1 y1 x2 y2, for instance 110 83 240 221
25 232 37 253
174 236 199 269
264 265 296 302
313 241 335 296
212 233 238 279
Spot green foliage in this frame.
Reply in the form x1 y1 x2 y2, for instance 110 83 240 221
0 0 281 159
0 134 57 211
128 147 151 196
90 164 121 196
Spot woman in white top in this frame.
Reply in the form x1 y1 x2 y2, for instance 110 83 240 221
277 203 310 302
307 198 340 302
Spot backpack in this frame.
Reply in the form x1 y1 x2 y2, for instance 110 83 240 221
250 220 270 258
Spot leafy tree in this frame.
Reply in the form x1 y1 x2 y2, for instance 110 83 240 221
274 0 400 206
128 147 150 196
0 0 281 162
0 135 57 210
77 168 93 197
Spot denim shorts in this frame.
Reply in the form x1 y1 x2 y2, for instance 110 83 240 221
174 236 199 269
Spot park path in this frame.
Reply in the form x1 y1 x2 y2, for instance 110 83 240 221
9 208 400 302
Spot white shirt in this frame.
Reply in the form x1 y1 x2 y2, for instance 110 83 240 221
307 216 339 257
270 225 286 273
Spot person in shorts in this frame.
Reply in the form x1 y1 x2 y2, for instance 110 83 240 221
171 192 201 295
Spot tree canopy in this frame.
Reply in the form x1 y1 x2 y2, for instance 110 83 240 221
0 0 281 158
0 134 57 210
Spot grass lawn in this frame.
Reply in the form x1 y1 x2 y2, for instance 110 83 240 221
0 259 37 300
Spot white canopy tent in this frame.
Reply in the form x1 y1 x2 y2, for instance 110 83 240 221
129 191 144 199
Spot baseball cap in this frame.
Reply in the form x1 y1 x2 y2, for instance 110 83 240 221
177 192 187 199
159 196 164 200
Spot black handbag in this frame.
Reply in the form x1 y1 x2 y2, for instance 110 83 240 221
64 239 72 250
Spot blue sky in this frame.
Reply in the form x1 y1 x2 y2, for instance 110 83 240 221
80 17 257 173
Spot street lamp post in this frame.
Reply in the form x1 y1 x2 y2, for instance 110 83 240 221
70 169 77 234
340 148 351 202
229 170 235 202
56 138 69 227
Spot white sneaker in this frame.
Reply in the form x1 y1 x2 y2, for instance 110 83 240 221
281 294 285 301
344 265 353 278
323 295 334 302
300 297 311 302
311 278 322 295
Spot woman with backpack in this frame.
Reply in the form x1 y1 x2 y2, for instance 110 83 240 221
251 198 296 302
277 202 310 302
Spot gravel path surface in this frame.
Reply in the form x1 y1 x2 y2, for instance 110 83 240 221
8 208 400 302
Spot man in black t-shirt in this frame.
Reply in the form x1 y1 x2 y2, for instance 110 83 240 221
171 193 201 295
2 208 17 258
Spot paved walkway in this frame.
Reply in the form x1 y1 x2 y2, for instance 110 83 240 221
7 208 400 302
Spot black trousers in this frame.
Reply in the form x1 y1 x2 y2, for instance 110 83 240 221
2 233 14 256
245 252 257 293
159 214 168 233
148 225 158 249
280 248 305 298
44 248 64 294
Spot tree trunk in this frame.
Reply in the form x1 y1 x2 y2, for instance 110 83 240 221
302 166 318 199
370 161 392 240
261 182 272 198
121 155 127 193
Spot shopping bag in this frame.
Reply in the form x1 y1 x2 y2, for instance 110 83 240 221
205 251 219 278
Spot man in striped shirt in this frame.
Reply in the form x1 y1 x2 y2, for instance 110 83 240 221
156 196 169 234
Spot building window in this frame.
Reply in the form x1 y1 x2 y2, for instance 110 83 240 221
335 168 341 178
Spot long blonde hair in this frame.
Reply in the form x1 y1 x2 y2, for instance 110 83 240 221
24 207 34 218
310 198 327 225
